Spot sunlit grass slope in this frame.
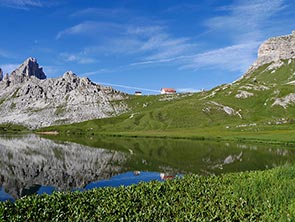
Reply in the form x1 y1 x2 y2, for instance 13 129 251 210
40 59 295 142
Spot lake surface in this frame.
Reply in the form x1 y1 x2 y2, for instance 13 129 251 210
1 134 295 201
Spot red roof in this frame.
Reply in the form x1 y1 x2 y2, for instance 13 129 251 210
161 88 176 92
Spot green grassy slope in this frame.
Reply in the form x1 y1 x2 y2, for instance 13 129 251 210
40 59 295 142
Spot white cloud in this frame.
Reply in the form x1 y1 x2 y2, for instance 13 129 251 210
0 0 60 9
181 42 260 73
0 0 43 9
56 22 96 39
126 25 197 61
184 0 287 74
56 21 123 40
127 26 164 36
206 0 286 43
59 53 96 64
132 0 285 74
132 42 259 73
56 1 289 76
61 23 197 67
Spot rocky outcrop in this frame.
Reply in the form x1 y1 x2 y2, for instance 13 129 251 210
203 101 242 119
0 58 128 128
0 134 128 199
272 93 295 108
255 31 295 67
7 57 46 85
0 68 3 81
243 31 295 77
235 90 254 99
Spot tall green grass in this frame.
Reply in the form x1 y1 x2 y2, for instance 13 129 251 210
1 165 295 221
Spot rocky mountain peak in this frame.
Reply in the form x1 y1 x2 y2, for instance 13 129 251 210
0 57 128 128
63 70 76 77
8 57 46 84
253 31 295 69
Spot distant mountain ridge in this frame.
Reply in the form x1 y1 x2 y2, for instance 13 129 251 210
0 58 128 128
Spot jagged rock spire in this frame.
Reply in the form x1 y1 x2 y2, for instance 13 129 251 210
9 57 46 84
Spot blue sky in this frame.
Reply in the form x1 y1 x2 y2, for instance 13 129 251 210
0 0 295 94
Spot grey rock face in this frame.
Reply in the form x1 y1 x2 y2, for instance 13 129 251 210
0 134 128 199
0 58 128 128
0 68 3 81
272 93 295 108
9 57 46 84
243 31 295 77
256 31 295 67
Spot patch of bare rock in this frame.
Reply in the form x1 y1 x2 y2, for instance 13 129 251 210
0 58 128 128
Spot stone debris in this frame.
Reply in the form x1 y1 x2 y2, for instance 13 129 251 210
235 90 254 99
266 60 284 71
272 93 295 109
208 101 242 118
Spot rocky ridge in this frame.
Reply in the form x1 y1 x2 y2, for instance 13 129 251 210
0 58 128 128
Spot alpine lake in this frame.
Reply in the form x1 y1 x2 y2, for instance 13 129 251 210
1 133 295 202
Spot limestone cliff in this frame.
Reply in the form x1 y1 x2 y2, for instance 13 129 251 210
0 58 128 128
256 31 295 66
244 31 295 77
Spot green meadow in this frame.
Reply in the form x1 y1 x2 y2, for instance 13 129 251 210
38 60 295 145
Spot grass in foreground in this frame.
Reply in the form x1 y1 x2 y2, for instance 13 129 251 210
1 165 295 221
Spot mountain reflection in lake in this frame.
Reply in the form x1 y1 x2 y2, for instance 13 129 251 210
1 134 295 201
0 134 127 200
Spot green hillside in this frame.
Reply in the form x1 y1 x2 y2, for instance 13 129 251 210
40 59 295 143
